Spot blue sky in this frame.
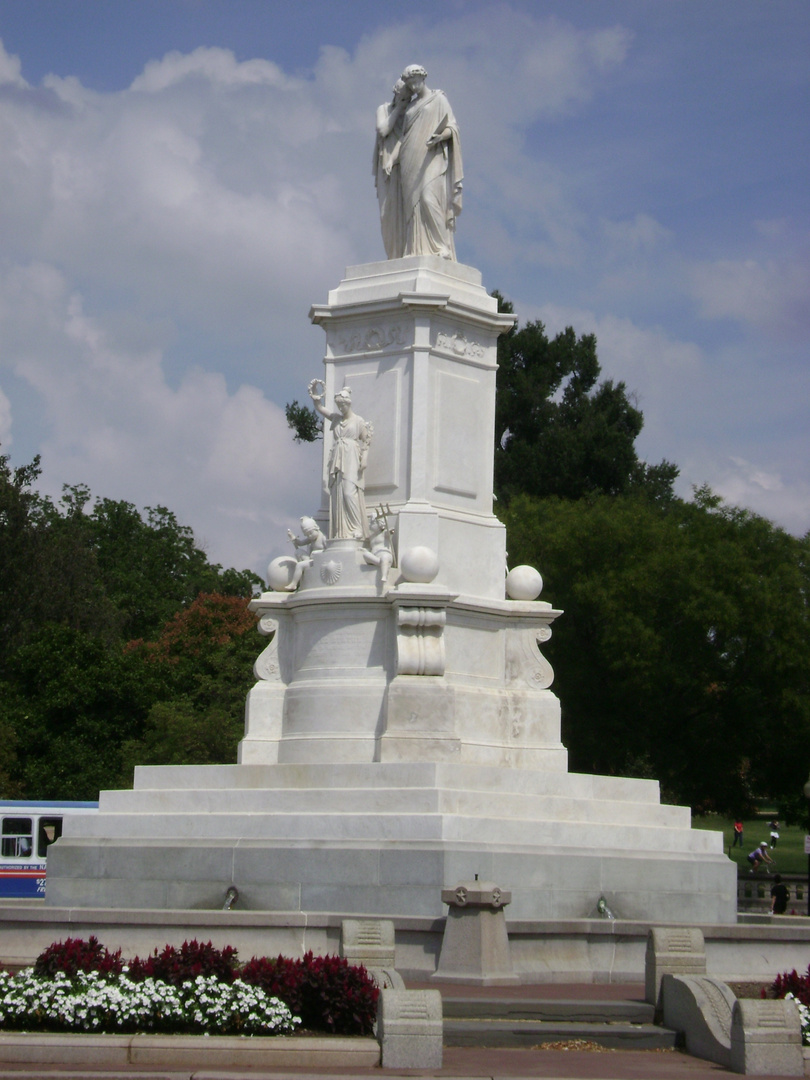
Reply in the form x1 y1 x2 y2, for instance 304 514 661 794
0 0 807 573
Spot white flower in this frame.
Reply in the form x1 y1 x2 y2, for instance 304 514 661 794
0 966 298 1037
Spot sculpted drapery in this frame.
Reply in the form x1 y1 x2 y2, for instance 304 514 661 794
374 80 408 261
327 410 372 540
374 65 463 261
308 383 373 540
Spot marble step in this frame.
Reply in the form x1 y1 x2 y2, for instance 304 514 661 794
129 761 666 805
442 1017 678 1050
64 808 721 854
441 995 676 1050
442 998 655 1023
97 784 691 829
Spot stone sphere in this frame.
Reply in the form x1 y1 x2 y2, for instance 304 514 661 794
266 555 298 592
506 564 543 600
400 546 439 584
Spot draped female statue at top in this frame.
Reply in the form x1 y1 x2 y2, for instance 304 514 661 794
374 64 463 260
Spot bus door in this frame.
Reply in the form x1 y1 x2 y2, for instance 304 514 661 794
37 816 63 857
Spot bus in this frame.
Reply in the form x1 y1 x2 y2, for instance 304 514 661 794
0 801 98 898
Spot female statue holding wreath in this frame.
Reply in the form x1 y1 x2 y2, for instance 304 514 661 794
308 380 373 540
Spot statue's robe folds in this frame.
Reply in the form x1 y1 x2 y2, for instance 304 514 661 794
398 89 463 259
374 103 406 260
327 413 371 539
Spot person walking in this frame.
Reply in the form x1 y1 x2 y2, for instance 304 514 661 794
732 820 744 848
770 874 789 914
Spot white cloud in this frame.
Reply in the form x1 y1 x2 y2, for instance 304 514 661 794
130 47 289 93
0 38 25 87
690 252 810 340
601 213 672 254
0 15 637 341
507 298 810 536
0 262 319 570
694 456 810 538
0 11 638 477
527 301 702 426
725 456 784 495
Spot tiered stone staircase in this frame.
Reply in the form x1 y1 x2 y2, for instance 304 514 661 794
47 761 734 922
442 993 679 1050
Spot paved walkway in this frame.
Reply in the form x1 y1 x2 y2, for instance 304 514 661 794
0 1051 790 1079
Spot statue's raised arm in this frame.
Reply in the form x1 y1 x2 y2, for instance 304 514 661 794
373 64 463 261
308 378 332 420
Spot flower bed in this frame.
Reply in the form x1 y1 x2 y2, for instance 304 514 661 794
0 968 297 1036
0 937 378 1039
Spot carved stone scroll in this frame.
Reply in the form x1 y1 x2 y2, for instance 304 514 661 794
503 626 554 689
396 607 446 676
254 616 281 682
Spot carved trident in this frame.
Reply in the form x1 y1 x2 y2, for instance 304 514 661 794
373 503 393 537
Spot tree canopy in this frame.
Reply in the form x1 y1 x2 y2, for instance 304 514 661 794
493 294 679 504
504 491 810 815
0 451 262 799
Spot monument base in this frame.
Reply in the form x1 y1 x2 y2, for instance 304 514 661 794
45 761 736 924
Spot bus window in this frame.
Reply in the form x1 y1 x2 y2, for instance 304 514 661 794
37 817 63 858
1 817 33 859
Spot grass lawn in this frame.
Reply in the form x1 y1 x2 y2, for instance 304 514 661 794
692 813 809 876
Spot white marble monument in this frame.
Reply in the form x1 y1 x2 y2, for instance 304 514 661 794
45 68 736 924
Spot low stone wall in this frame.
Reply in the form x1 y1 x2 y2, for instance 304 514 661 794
0 1032 379 1070
0 900 344 968
506 918 810 985
1 902 808 986
737 873 807 914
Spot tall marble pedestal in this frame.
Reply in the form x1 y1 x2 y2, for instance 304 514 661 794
45 257 736 925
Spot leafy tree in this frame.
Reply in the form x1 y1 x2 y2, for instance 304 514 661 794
118 594 258 780
118 700 244 776
493 295 678 504
504 492 810 813
0 451 263 798
0 714 22 798
486 295 810 812
285 400 322 443
2 596 260 799
0 455 116 667
5 625 161 799
80 497 261 641
0 453 262 663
